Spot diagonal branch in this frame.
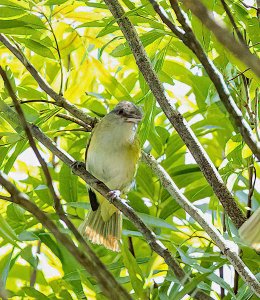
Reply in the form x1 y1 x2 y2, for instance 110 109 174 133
150 0 260 160
0 172 131 300
0 34 97 128
220 0 245 44
30 125 212 300
56 113 92 131
181 0 260 78
103 0 246 228
0 98 212 299
0 65 131 300
142 153 260 297
2 99 258 296
28 124 260 297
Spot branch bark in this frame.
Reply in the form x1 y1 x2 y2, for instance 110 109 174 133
0 172 131 300
28 125 260 296
30 125 212 300
142 153 260 297
0 65 131 300
26 122 260 297
0 34 97 128
181 0 260 78
103 0 246 228
0 98 212 299
150 0 260 160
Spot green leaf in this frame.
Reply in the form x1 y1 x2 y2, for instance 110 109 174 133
0 248 14 287
111 30 164 57
122 240 146 299
0 214 20 246
20 245 37 268
4 140 27 174
59 164 78 203
45 0 68 5
22 287 50 300
0 7 25 19
172 272 211 300
63 202 90 209
137 212 177 230
14 38 55 59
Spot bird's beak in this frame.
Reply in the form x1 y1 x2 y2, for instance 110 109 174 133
126 116 142 123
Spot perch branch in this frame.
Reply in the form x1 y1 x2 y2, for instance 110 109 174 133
103 0 246 227
0 66 131 300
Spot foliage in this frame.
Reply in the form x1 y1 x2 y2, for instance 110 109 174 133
0 0 259 299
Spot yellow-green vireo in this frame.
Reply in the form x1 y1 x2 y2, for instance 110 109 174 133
79 101 142 251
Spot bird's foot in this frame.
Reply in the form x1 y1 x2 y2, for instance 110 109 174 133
71 161 85 173
107 190 121 202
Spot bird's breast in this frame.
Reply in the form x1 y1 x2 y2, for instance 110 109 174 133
86 124 140 192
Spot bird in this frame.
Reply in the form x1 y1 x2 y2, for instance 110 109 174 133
79 101 142 251
239 207 260 251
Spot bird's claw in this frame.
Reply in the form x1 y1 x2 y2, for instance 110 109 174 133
107 190 121 200
71 161 85 173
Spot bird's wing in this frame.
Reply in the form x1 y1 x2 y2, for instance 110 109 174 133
85 127 99 211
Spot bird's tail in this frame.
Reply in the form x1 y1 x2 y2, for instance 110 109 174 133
79 207 122 252
239 207 260 251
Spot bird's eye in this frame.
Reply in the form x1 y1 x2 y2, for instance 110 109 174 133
118 109 124 115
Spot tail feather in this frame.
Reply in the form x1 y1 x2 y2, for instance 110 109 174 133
79 207 122 252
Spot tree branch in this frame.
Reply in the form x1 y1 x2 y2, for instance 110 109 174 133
0 34 97 128
103 0 246 228
30 240 41 287
142 152 260 297
152 0 260 160
0 96 212 299
56 113 92 131
30 125 213 300
27 123 260 297
28 122 260 296
181 0 260 77
0 66 131 300
220 0 245 44
0 172 131 300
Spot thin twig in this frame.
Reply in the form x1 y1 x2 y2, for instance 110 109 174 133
30 240 41 287
221 0 245 43
254 88 260 141
238 0 259 11
0 34 96 128
247 162 256 219
11 99 56 106
104 0 247 228
181 0 260 78
219 266 225 298
227 68 250 82
56 113 92 131
142 152 260 297
128 237 136 257
41 12 64 95
220 0 253 119
168 0 260 160
0 195 12 201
